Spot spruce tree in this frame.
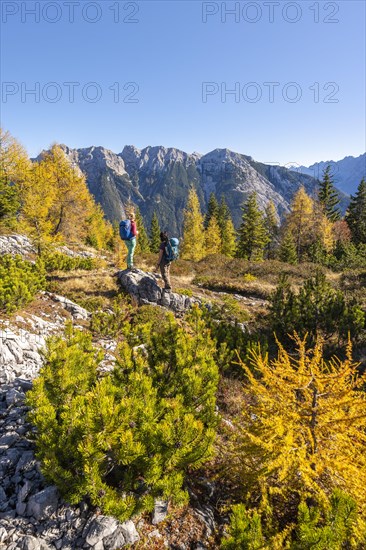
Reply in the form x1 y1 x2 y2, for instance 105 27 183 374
205 215 222 255
181 188 205 261
149 211 161 253
204 192 219 229
218 196 237 257
346 178 366 245
318 164 341 222
236 192 269 261
264 201 279 259
134 206 151 253
279 228 298 264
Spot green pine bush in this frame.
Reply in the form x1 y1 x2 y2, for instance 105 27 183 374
27 308 219 521
41 251 99 272
270 271 365 344
0 254 46 313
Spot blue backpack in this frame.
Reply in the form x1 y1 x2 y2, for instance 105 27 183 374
119 220 133 240
165 238 179 262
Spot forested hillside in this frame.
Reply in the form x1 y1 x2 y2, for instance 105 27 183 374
1 129 366 549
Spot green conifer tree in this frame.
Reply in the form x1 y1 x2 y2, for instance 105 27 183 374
134 206 151 253
204 192 219 229
346 178 366 245
237 193 269 261
265 201 280 259
218 197 237 257
318 165 341 222
279 228 298 264
149 211 161 253
181 188 205 261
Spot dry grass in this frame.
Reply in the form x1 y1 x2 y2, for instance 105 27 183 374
47 269 120 310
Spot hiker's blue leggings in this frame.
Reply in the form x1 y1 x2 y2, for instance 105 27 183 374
125 237 136 268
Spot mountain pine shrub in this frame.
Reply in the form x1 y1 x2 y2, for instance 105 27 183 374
0 254 46 313
221 491 366 549
270 271 365 344
41 251 99 272
27 309 219 521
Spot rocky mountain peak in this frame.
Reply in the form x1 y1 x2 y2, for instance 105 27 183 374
120 145 199 173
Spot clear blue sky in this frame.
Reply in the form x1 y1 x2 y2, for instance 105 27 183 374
1 0 365 165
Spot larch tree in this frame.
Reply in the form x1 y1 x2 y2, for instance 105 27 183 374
19 162 57 253
227 336 366 517
205 214 222 256
181 188 205 261
318 165 341 222
0 128 31 226
218 196 237 257
285 187 315 262
346 178 366 245
149 212 161 253
236 192 269 261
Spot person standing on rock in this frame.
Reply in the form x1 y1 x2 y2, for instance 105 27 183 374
156 231 172 291
125 211 138 270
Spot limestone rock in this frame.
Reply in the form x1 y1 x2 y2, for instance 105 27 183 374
117 269 200 313
152 500 168 525
26 486 59 521
0 235 35 258
120 520 139 545
85 516 118 546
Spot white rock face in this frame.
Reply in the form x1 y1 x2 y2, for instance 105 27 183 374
0 235 35 258
121 144 199 174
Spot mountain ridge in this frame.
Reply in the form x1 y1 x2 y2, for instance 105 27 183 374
290 153 365 195
35 145 352 236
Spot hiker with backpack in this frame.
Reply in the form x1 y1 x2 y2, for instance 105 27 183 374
119 211 138 270
156 231 179 291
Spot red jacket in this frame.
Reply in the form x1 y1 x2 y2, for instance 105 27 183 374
130 221 137 237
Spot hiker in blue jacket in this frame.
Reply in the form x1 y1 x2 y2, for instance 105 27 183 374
156 231 172 291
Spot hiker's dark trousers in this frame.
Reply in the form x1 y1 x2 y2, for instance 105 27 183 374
160 261 171 290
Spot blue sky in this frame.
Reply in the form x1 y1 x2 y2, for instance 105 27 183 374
1 0 365 165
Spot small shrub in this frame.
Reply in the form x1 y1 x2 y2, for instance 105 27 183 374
27 309 219 521
175 288 193 297
270 271 365 344
242 273 256 283
0 254 46 313
41 251 100 272
89 299 133 339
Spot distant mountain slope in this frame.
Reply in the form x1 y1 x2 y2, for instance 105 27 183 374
292 154 365 195
36 145 349 236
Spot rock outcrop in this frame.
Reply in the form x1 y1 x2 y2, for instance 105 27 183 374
117 269 201 313
0 235 35 259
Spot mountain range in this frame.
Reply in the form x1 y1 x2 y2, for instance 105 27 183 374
37 145 356 236
291 153 365 195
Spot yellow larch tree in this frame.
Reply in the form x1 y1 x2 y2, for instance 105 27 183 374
181 188 205 261
227 335 366 517
205 214 222 256
284 186 315 261
0 128 31 228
